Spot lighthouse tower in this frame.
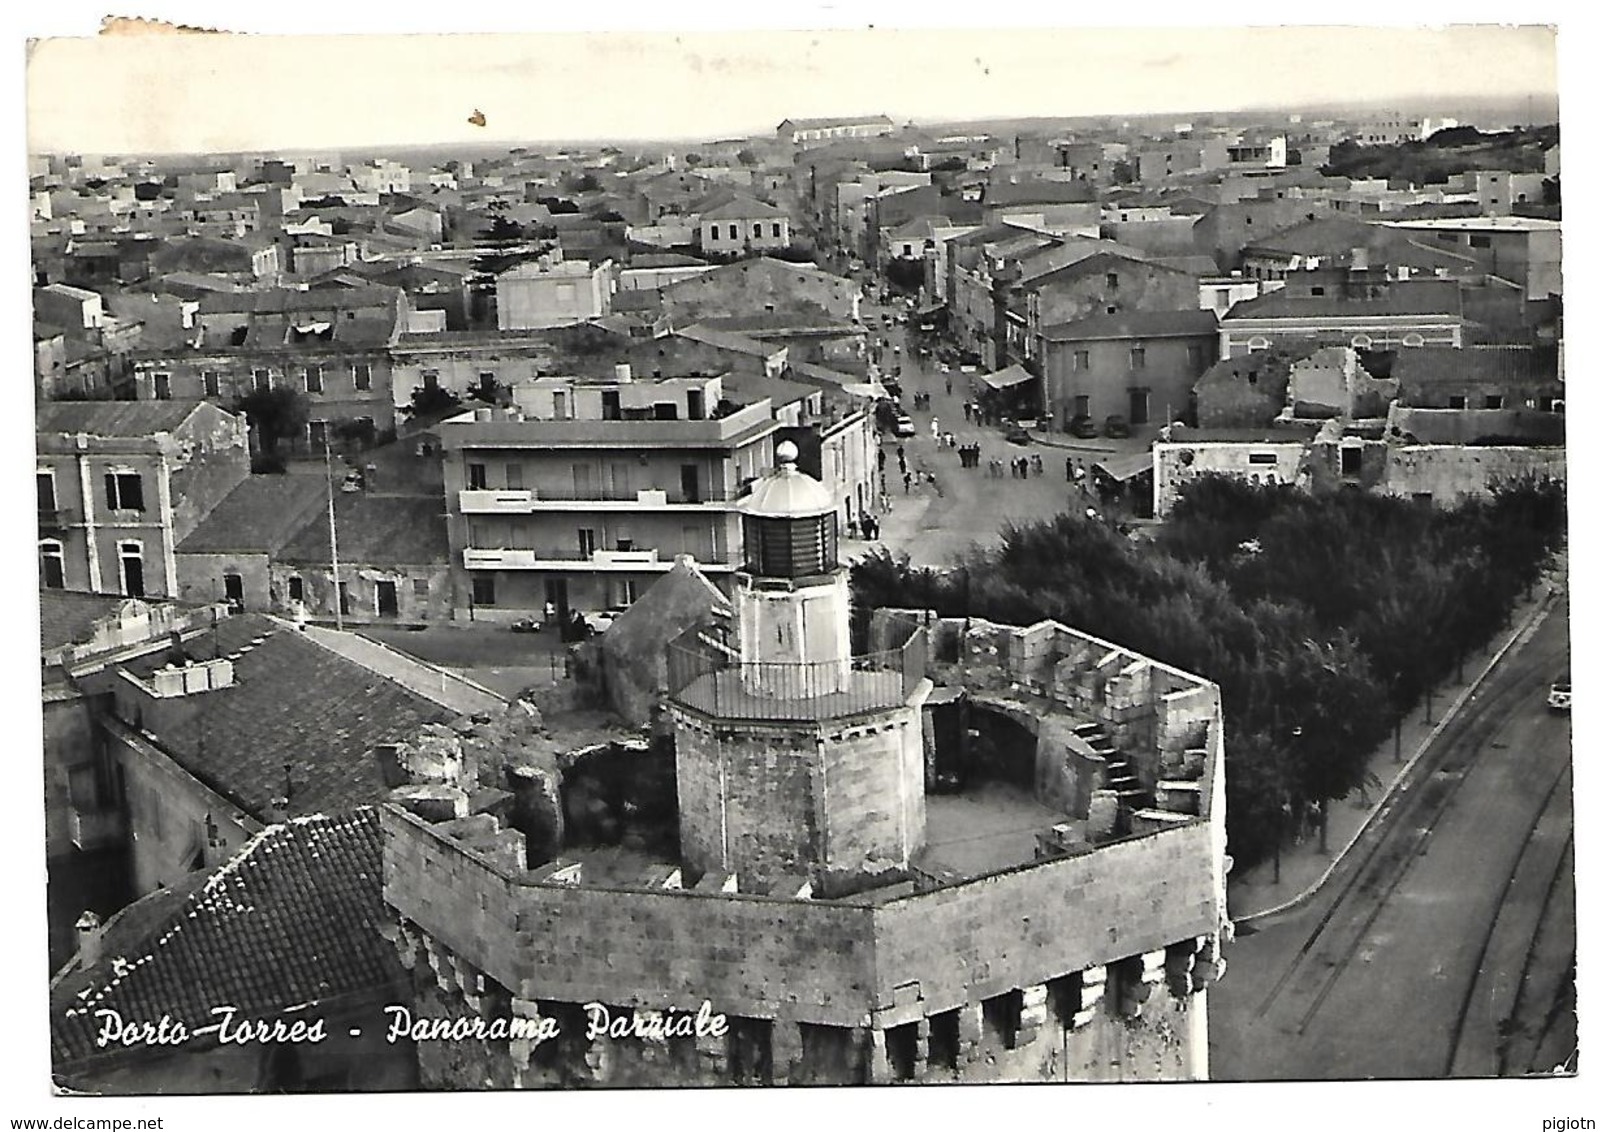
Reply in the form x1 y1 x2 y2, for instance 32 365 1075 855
668 442 929 891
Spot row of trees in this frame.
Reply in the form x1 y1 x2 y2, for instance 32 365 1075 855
851 475 1566 866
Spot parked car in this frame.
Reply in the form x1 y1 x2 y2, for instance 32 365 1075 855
893 414 917 438
1103 415 1131 439
1005 423 1032 444
1548 674 1571 712
1069 415 1100 439
875 399 901 429
582 609 622 634
510 616 543 633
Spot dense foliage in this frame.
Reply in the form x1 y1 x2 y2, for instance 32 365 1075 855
235 387 309 470
852 476 1566 865
1320 124 1557 185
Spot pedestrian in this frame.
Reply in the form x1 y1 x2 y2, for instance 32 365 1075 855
962 402 972 423
847 518 861 540
903 471 913 494
877 448 886 470
863 515 878 541
946 377 953 396
1066 456 1075 482
1033 454 1043 477
896 445 905 464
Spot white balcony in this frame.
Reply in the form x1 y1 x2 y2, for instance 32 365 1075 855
462 547 737 573
458 487 733 513
459 489 536 513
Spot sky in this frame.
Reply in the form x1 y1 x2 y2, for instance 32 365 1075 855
23 13 1560 154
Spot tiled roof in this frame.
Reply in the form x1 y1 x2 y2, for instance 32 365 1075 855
1041 309 1221 342
175 475 331 555
118 614 454 817
1389 345 1561 388
699 195 788 221
1223 280 1464 321
36 400 212 437
985 180 1097 207
51 809 397 1068
38 590 138 654
276 494 448 565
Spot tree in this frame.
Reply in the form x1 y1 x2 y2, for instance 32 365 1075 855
408 385 462 420
684 153 704 167
736 148 758 166
235 387 310 467
884 257 925 293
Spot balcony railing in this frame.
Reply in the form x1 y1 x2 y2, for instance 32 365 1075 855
463 547 665 570
38 505 74 530
666 627 927 721
457 486 732 512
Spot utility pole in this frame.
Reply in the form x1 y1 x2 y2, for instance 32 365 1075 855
323 433 344 631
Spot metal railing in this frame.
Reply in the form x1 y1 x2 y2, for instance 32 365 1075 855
666 627 927 721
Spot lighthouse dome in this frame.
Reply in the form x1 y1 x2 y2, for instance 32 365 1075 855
743 440 834 518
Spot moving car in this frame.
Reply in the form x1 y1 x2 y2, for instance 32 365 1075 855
1103 415 1131 439
893 413 917 438
1548 674 1571 712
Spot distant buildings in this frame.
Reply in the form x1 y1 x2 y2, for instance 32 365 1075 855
777 115 896 147
495 254 615 331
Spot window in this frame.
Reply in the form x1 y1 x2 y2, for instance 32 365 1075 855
307 420 328 449
1248 452 1278 466
577 528 599 557
1072 349 1089 371
1106 305 1118 315
1340 447 1362 477
1072 394 1090 419
1402 333 1425 348
471 576 496 606
1484 394 1504 410
104 470 145 512
467 463 488 490
753 224 763 238
337 582 351 616
223 572 244 611
253 368 271 393
505 463 523 490
152 372 172 399
1469 234 1492 249
1106 272 1119 289
37 470 55 512
412 578 430 598
1188 344 1207 370
304 365 323 393
1350 334 1373 349
1448 394 1468 410
1248 336 1270 352
118 541 145 598
1128 388 1150 425
613 578 639 607
40 540 65 589
202 370 221 397
288 575 304 603
1129 345 1147 370
352 363 372 391
728 224 738 240
1309 286 1325 297
422 370 440 392
772 223 782 238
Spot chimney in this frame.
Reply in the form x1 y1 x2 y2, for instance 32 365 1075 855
75 911 104 967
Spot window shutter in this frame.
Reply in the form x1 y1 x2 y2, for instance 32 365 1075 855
104 471 119 510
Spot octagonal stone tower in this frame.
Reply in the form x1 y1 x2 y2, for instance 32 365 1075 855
668 442 929 889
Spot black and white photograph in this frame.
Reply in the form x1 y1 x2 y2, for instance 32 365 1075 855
11 4 1591 1123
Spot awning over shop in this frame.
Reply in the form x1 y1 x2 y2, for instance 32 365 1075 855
916 303 947 319
975 364 1036 391
1095 450 1154 483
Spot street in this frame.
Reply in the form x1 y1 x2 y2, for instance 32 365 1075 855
1210 600 1575 1079
854 296 1144 570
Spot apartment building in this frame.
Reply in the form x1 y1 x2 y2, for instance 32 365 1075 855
438 368 780 622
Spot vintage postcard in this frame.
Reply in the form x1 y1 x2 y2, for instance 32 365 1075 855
16 6 1583 1125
